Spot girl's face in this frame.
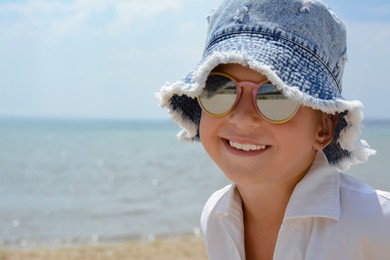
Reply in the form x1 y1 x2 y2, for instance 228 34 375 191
199 64 325 187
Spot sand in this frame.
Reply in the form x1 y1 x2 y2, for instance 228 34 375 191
0 236 207 260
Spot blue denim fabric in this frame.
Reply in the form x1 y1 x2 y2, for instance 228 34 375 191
158 0 375 170
203 0 347 95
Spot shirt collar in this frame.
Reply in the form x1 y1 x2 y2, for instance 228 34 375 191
215 151 341 222
215 184 242 218
215 185 246 259
284 151 341 221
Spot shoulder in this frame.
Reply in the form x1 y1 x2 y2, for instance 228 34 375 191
377 189 390 203
339 173 390 215
200 184 241 237
339 173 390 205
201 184 233 224
338 173 390 242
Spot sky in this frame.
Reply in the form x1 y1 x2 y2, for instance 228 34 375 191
0 0 389 120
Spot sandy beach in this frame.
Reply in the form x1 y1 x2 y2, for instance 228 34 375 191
0 236 207 260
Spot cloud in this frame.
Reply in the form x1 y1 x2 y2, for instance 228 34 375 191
108 0 181 28
0 0 183 37
1 0 388 120
326 0 390 22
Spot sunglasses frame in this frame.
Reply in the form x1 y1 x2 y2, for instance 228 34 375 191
198 72 300 124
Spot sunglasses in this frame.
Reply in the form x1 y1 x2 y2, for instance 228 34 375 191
197 72 300 123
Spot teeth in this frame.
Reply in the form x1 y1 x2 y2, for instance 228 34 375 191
229 141 266 151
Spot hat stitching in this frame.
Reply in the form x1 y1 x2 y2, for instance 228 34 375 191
205 30 342 92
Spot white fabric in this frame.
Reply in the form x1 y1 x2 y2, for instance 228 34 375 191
201 152 390 260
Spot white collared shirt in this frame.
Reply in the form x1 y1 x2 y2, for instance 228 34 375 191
201 152 390 260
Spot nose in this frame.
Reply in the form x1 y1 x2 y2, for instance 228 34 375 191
228 88 263 128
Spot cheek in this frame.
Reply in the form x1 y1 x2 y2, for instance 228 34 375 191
275 109 321 149
199 112 214 146
199 111 208 141
199 112 221 157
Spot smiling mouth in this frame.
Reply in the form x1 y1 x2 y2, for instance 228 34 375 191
228 140 266 151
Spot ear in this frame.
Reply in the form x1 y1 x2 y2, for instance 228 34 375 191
313 113 339 151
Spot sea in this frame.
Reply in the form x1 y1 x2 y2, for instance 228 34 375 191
0 118 389 249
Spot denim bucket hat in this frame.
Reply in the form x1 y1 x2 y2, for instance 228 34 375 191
157 0 375 171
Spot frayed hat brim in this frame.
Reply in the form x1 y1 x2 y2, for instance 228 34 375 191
157 33 375 171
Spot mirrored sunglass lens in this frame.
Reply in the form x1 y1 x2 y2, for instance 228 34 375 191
256 83 299 121
199 75 237 115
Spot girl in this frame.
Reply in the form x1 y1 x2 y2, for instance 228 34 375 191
158 0 390 259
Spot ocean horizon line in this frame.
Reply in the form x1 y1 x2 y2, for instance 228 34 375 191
0 115 389 125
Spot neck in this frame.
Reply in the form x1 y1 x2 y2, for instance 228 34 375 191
238 181 300 260
237 168 308 225
237 165 312 260
237 184 291 225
